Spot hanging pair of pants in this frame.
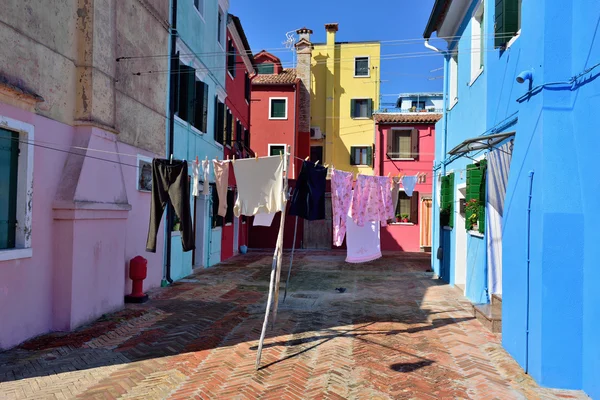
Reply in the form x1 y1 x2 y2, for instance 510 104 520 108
146 159 195 252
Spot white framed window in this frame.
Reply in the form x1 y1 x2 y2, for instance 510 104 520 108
268 144 286 157
449 53 458 109
354 56 370 77
137 155 153 192
217 7 224 48
194 0 205 20
0 115 34 261
350 145 372 166
269 97 288 120
350 98 373 119
470 2 484 84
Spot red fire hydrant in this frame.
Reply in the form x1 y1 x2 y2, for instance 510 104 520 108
125 256 149 303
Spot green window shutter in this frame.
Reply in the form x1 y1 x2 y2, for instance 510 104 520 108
367 146 373 167
178 65 196 123
226 109 232 145
202 83 209 133
367 99 373 117
448 172 455 228
0 128 18 249
271 100 286 118
213 95 219 141
350 99 356 118
466 164 482 202
350 147 356 165
194 81 204 131
495 0 519 48
478 160 487 233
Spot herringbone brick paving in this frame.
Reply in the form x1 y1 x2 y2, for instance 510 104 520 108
0 251 588 399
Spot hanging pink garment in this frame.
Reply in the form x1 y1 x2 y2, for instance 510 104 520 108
351 175 394 227
331 169 353 247
346 191 382 263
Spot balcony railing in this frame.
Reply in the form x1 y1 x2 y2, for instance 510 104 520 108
376 107 443 114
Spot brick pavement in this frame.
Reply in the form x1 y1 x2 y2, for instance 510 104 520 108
0 251 588 400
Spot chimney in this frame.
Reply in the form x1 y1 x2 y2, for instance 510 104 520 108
325 23 338 47
295 27 313 136
323 23 338 165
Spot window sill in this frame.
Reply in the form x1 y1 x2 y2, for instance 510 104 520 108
214 142 224 150
469 68 484 86
353 75 370 78
505 30 521 50
193 7 205 22
0 248 32 262
352 117 371 120
190 125 205 136
217 41 225 52
390 222 415 226
390 157 415 161
227 71 235 80
269 117 288 120
443 226 453 231
448 99 458 111
468 230 484 238
212 226 222 231
225 223 233 226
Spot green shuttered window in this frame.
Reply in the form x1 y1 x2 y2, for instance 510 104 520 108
350 146 372 166
466 161 487 233
495 0 521 48
350 99 373 118
270 99 287 119
440 173 455 228
0 128 19 249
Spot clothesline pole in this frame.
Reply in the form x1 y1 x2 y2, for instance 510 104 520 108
255 146 290 370
283 215 299 303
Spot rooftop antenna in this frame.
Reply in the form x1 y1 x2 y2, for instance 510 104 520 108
283 29 298 68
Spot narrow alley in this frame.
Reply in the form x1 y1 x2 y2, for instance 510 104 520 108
0 252 586 400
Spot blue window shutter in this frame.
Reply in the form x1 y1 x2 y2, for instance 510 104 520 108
0 128 18 249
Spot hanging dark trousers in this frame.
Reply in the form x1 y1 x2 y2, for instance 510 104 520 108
146 159 195 252
289 160 328 221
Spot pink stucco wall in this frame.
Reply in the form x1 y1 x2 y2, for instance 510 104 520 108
0 102 163 349
375 122 435 252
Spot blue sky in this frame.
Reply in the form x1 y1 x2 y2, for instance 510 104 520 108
230 0 443 107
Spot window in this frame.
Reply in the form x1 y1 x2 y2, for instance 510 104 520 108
225 108 233 146
244 72 251 102
310 146 323 163
387 128 418 159
211 184 223 228
244 128 250 148
495 0 521 48
269 144 285 157
227 39 236 78
465 161 487 233
449 54 458 107
194 0 204 19
176 63 196 123
350 146 373 166
194 79 208 133
257 63 275 74
354 57 370 77
440 173 455 228
411 101 426 111
269 98 287 119
394 191 419 224
217 7 224 46
0 118 34 259
350 98 373 118
214 96 225 145
137 156 152 192
225 189 235 225
471 2 484 82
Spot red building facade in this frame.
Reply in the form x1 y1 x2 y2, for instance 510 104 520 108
374 113 441 252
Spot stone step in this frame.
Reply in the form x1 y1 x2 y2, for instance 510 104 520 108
473 303 502 333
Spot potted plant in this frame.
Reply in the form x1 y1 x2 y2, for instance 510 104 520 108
440 207 451 227
395 213 402 223
428 107 435 112
410 106 417 112
465 199 479 230
401 214 410 223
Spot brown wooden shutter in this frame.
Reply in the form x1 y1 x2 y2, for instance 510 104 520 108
386 129 394 158
410 191 419 224
410 128 419 159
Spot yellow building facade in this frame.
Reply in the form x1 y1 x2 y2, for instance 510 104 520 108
310 23 381 175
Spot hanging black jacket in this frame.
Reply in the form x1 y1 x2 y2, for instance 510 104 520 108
289 161 328 220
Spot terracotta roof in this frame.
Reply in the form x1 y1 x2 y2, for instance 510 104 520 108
252 68 297 85
374 113 442 124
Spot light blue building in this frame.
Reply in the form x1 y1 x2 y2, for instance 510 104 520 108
424 0 600 397
166 0 229 281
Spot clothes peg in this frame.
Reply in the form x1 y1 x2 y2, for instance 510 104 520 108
280 151 283 160
324 164 329 169
305 156 309 161
196 156 199 164
255 152 258 161
387 172 391 178
232 155 236 164
226 154 230 162
169 154 173 164
205 156 208 162
315 160 319 166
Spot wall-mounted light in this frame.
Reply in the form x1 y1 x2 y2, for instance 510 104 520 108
516 69 534 84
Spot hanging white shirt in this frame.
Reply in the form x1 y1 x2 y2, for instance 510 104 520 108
233 156 285 217
191 162 200 197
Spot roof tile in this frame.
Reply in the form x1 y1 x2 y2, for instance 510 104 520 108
374 113 442 124
252 68 297 85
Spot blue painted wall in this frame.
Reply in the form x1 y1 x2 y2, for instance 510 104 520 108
168 0 228 279
429 0 600 396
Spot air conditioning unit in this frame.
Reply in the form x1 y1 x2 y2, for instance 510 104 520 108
310 126 323 139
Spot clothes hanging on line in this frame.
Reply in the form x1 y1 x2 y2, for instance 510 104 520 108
253 212 276 226
201 158 210 196
331 169 353 247
351 174 394 227
146 159 194 253
233 155 285 217
402 174 419 197
213 160 229 217
345 191 381 263
192 161 200 197
289 160 328 221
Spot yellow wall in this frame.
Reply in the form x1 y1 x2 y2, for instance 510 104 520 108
311 37 380 175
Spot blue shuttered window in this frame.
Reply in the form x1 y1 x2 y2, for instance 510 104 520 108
0 128 19 249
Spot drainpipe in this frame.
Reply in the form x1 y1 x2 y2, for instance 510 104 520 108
165 0 178 284
525 170 534 373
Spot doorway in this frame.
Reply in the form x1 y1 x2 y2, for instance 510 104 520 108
454 184 467 293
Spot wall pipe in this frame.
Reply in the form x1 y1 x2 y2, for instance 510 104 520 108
165 0 178 284
525 170 534 373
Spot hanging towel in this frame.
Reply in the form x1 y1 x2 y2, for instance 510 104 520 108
146 159 194 252
402 174 419 197
201 159 210 196
233 156 285 217
253 213 276 227
378 176 395 222
192 161 200 197
351 175 392 227
346 191 381 263
331 169 353 247
213 160 229 217
289 161 328 221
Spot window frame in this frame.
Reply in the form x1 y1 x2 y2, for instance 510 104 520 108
268 144 286 157
392 190 419 225
389 128 415 160
0 116 34 261
227 38 236 79
136 155 153 192
193 0 205 21
217 6 225 49
354 56 371 78
449 53 459 109
350 98 373 119
470 1 485 85
256 63 275 74
269 97 288 120
350 145 372 166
